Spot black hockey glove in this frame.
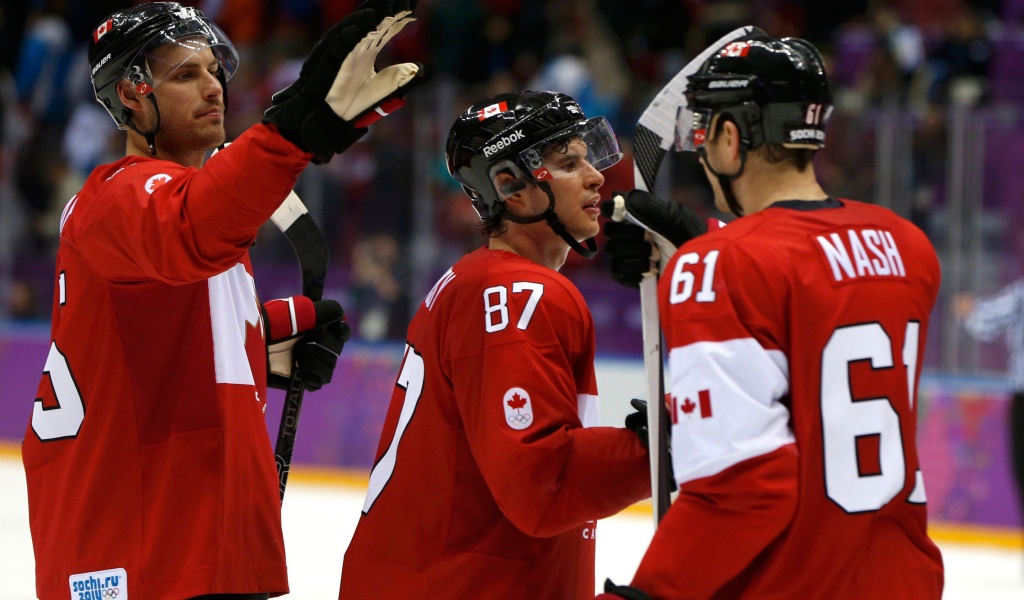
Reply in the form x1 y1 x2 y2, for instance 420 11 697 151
597 579 653 600
263 296 351 391
602 189 708 289
624 398 678 491
293 319 351 391
262 0 423 164
625 398 671 449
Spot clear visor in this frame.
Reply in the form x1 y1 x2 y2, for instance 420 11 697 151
676 106 713 152
124 17 238 94
518 116 622 182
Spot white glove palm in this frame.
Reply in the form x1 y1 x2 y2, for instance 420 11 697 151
326 11 420 126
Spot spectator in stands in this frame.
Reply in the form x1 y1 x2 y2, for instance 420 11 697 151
927 6 993 106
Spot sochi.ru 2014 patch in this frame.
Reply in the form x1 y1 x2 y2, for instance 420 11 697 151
69 567 126 600
503 387 533 430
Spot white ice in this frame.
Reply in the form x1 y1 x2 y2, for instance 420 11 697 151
1 456 1021 599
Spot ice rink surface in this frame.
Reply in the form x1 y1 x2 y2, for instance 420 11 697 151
2 455 1022 599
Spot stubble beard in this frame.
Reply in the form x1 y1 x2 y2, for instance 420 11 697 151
160 120 226 155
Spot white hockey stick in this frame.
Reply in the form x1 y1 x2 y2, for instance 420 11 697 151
618 26 756 526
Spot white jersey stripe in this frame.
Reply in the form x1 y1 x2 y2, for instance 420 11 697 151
577 393 600 428
668 338 794 484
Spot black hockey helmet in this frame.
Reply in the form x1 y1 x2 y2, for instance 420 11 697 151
681 33 832 151
89 2 239 130
445 90 621 221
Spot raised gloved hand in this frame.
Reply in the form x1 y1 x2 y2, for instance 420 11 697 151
262 296 352 391
262 0 423 164
602 189 709 289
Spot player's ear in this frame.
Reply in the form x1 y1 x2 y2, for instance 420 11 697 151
117 80 144 111
720 119 743 162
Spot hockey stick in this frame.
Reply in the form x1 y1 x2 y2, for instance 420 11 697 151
270 190 329 501
613 26 755 525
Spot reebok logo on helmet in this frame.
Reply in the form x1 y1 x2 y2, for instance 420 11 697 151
482 129 525 157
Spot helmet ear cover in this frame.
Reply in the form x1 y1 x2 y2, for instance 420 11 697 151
489 159 531 198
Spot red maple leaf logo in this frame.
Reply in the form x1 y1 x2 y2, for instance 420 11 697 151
507 393 528 411
681 397 696 414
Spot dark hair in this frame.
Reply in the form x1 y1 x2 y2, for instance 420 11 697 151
480 214 507 238
757 145 816 171
711 114 816 171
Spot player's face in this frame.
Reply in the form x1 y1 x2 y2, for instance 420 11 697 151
542 138 605 240
145 40 226 152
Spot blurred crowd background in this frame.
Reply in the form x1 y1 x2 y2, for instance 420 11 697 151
1 0 1022 374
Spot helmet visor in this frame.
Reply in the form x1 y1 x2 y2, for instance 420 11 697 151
517 116 622 182
125 14 238 93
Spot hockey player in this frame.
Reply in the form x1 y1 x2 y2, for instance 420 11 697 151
23 2 419 599
600 32 945 599
338 91 651 600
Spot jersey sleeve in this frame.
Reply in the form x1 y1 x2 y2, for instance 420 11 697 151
642 237 799 593
67 123 309 284
658 238 796 485
448 270 650 538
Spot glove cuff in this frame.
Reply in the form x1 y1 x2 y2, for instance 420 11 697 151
264 97 368 164
263 296 317 342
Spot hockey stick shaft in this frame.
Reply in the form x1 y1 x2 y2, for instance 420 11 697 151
270 191 329 501
638 274 670 524
630 26 757 526
629 128 672 525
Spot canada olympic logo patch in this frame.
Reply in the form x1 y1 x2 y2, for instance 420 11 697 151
503 387 534 430
144 174 172 194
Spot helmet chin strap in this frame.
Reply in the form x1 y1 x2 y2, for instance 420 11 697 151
500 181 598 259
697 145 748 217
126 93 162 155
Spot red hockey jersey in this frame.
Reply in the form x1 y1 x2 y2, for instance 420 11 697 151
632 198 944 599
339 247 650 600
23 125 309 600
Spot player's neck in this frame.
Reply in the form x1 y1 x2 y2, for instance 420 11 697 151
736 162 827 214
125 136 207 169
489 226 569 271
